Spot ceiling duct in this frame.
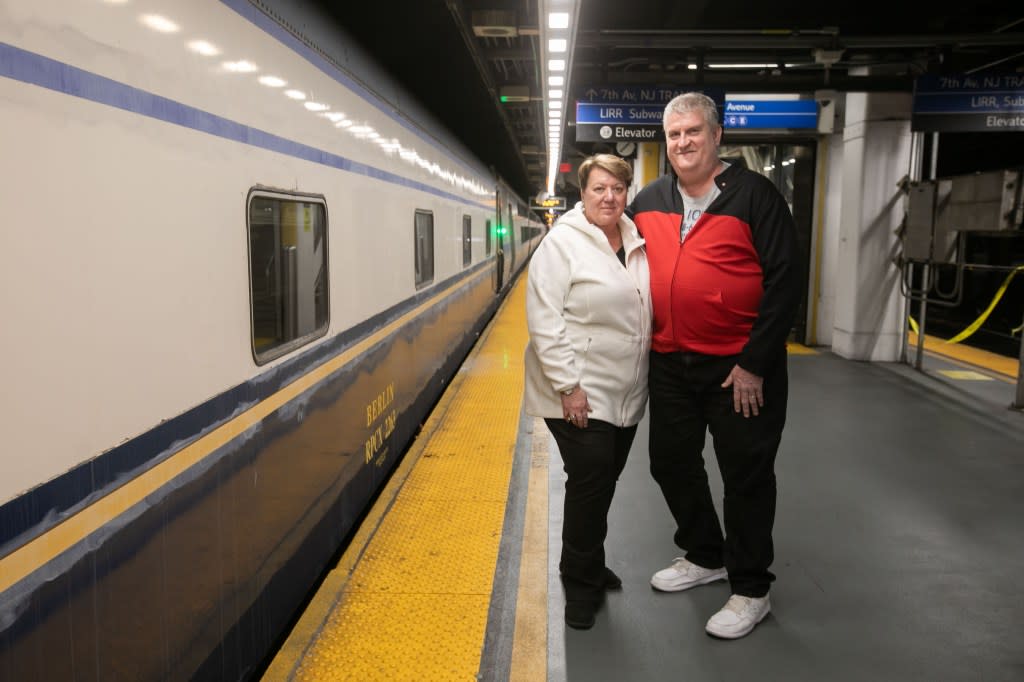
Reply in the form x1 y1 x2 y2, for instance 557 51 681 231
813 48 845 66
472 10 518 38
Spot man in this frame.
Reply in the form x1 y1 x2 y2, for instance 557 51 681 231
627 92 801 639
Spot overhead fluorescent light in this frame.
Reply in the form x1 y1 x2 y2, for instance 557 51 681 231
700 62 778 69
548 12 569 29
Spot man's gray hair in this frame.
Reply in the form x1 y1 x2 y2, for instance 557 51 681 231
663 92 720 131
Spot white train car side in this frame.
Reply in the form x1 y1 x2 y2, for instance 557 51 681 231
0 0 543 678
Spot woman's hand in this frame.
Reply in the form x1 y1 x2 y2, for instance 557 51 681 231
561 386 592 428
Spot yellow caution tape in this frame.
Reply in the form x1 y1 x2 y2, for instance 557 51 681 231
946 265 1024 345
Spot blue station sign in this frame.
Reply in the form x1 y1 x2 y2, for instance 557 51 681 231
575 86 725 143
913 73 1024 132
575 89 817 142
721 100 818 129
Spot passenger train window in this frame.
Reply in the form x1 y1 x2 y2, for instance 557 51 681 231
462 214 472 267
247 192 329 365
485 219 492 256
414 210 434 288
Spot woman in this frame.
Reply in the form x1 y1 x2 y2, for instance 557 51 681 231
523 154 651 630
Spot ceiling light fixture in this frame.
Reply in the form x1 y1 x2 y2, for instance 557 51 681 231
540 1 580 195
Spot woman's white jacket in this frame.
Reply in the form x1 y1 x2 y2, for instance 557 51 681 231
523 203 652 427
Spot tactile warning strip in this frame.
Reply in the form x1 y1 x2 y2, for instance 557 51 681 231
268 278 530 681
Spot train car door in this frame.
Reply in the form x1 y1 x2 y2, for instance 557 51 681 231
505 200 516 284
493 200 505 292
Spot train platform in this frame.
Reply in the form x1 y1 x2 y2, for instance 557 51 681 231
262 276 1024 682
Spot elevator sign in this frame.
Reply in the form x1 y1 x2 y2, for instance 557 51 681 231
913 74 1024 132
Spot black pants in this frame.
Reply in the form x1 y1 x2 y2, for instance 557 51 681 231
545 418 637 602
648 350 787 598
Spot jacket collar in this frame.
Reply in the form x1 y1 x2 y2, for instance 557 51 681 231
560 203 646 257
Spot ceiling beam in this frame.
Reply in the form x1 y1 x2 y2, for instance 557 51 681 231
569 68 919 92
578 30 1024 51
445 0 532 183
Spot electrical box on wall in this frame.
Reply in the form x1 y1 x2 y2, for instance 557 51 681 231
905 182 938 261
815 90 840 134
904 180 957 262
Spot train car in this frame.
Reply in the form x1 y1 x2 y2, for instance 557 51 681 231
0 0 543 679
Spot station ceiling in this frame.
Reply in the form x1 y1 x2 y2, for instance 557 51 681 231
317 1 1023 199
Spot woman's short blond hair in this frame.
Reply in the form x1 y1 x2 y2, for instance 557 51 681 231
577 153 633 190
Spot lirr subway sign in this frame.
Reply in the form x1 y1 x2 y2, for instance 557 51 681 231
575 90 817 142
575 86 724 142
912 73 1024 132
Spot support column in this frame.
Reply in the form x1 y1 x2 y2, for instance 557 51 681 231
632 142 662 197
832 92 913 361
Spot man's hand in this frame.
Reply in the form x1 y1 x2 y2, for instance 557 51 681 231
721 364 764 417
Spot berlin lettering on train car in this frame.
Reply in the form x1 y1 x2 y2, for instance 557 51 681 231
912 73 1024 132
364 382 396 466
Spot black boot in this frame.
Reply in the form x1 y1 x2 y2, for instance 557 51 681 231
561 573 605 630
565 599 598 630
603 567 622 590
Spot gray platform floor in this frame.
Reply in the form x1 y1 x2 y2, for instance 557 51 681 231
547 351 1024 681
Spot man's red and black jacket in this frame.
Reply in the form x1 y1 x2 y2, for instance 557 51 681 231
627 162 802 376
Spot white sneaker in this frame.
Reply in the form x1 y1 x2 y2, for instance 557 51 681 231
650 557 727 592
705 594 771 639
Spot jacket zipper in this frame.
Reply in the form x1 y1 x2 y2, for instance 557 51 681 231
620 247 647 426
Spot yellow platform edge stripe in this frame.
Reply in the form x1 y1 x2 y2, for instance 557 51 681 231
0 271 485 595
509 417 550 682
908 331 1019 382
264 277 536 680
